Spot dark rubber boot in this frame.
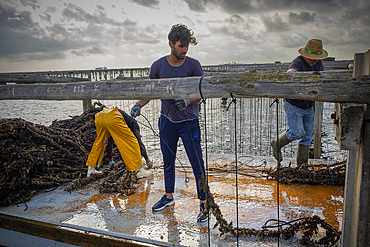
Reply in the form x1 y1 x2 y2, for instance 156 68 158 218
271 131 291 162
297 144 310 167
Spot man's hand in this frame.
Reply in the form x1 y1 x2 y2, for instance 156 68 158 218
175 99 190 111
130 102 142 117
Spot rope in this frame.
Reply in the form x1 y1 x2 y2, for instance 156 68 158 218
270 98 281 246
198 75 206 104
198 75 211 246
230 93 239 246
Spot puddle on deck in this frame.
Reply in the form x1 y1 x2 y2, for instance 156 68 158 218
0 155 344 246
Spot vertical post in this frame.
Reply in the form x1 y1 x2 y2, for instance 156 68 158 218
351 104 370 247
83 100 92 112
313 101 322 159
341 49 370 246
341 150 359 247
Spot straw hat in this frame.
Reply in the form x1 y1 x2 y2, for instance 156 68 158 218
298 39 328 60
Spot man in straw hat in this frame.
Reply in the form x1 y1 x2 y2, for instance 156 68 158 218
271 39 328 166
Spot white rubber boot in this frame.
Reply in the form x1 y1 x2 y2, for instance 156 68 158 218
136 168 152 179
87 166 102 177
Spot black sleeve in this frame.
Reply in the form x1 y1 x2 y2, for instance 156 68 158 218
118 109 139 132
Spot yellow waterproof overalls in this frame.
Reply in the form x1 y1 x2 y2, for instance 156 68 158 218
85 107 142 171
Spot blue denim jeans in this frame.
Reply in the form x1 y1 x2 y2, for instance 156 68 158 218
283 99 314 146
158 115 206 200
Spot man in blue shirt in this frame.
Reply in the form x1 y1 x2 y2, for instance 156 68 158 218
271 39 328 166
130 24 207 222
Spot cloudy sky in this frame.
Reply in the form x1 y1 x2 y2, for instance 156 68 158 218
0 0 369 73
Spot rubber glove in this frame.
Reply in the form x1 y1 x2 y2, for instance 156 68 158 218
130 102 142 117
175 99 190 111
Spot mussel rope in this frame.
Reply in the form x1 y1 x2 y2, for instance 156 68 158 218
198 75 211 246
270 98 281 246
230 93 239 246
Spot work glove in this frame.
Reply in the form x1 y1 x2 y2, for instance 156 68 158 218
130 102 142 117
175 99 190 111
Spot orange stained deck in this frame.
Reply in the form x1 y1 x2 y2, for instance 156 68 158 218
0 155 344 246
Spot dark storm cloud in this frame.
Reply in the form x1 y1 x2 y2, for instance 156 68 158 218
182 0 349 13
288 12 316 25
0 2 160 62
59 4 160 44
261 13 289 32
129 0 160 8
20 0 40 11
183 0 208 12
0 4 70 59
181 0 251 13
206 15 253 41
61 3 123 27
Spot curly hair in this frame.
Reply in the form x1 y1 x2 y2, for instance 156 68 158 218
168 24 198 46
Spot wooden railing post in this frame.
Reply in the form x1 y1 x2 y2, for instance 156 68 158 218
313 101 323 159
83 99 92 112
341 49 370 247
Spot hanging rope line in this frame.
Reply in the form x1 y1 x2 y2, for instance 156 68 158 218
198 75 211 246
270 98 281 246
229 93 239 246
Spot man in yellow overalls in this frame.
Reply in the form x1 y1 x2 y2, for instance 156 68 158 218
85 107 152 179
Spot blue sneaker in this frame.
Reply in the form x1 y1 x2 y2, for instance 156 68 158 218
197 203 208 222
152 195 174 211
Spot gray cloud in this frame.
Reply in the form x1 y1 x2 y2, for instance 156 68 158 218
288 12 316 25
0 2 160 62
182 0 350 13
183 0 208 12
261 13 289 32
71 46 108 56
129 0 160 8
20 0 40 10
280 34 309 49
0 4 63 58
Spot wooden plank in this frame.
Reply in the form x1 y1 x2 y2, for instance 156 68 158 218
0 212 176 247
0 74 90 83
0 71 369 103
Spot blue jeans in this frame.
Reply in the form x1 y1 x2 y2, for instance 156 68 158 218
283 100 314 146
158 115 206 200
